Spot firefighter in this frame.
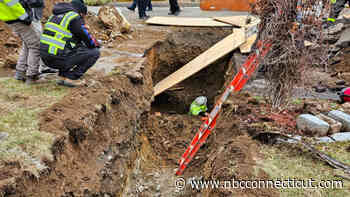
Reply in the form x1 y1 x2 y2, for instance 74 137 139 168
40 0 100 87
0 0 42 84
189 96 208 116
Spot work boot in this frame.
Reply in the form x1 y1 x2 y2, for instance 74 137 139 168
140 15 150 20
25 74 40 85
14 70 26 82
127 6 135 11
40 68 58 74
57 77 85 88
174 10 181 16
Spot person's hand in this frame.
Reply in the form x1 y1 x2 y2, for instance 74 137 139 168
96 39 103 48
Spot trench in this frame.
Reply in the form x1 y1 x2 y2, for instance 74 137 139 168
150 28 233 114
120 29 243 196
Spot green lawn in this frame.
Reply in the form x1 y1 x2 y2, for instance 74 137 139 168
0 78 68 177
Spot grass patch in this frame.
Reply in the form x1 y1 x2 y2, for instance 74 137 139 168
1 78 67 98
0 78 69 175
257 142 350 197
0 108 54 160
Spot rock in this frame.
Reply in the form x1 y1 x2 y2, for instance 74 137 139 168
336 80 346 86
0 132 9 141
125 71 143 84
317 132 350 143
328 110 350 132
335 27 350 48
98 6 131 34
296 114 329 136
341 102 350 109
316 114 342 135
326 23 344 35
313 85 327 93
340 72 350 83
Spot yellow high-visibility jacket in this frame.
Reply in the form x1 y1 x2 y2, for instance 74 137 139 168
0 0 28 22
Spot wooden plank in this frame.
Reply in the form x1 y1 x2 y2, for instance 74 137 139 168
214 15 260 27
240 33 257 53
146 16 232 27
153 29 246 96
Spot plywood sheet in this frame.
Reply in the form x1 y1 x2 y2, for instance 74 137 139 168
153 29 246 96
240 33 257 53
146 16 232 27
214 15 260 27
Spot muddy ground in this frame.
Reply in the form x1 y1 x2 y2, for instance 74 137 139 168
1 4 350 197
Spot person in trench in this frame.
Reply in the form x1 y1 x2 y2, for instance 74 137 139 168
189 96 209 119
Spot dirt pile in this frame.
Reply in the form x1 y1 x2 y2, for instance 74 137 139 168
0 22 20 69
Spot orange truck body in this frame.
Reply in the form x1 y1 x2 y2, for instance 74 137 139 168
200 0 256 11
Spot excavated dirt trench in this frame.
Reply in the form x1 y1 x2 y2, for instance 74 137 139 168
150 28 233 114
1 28 277 197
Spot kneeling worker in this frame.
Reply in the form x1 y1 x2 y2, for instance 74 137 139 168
40 0 100 87
189 96 208 116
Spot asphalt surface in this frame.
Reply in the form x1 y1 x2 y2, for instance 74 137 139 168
88 6 248 21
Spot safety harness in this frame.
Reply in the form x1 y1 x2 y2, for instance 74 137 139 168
40 11 79 55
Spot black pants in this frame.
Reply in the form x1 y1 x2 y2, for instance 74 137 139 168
130 0 152 10
137 0 148 18
169 0 180 13
41 47 100 80
330 0 350 20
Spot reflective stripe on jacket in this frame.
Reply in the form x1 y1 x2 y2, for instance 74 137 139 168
0 0 28 22
40 11 79 55
189 102 208 116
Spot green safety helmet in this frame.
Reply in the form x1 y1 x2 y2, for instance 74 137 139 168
194 96 207 106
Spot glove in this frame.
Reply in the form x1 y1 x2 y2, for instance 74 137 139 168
96 39 103 48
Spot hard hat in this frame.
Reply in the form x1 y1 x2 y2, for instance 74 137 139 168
194 96 207 105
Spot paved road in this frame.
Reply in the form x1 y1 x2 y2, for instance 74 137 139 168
88 6 248 22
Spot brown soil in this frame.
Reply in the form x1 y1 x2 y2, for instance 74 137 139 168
0 22 20 69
